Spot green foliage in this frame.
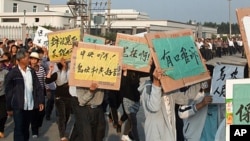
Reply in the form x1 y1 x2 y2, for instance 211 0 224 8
201 22 240 34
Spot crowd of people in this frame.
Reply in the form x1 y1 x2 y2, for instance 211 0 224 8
0 35 243 141
196 37 244 61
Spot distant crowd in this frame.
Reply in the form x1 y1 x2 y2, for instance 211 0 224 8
196 36 244 61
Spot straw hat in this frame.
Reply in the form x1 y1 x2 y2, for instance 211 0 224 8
30 52 40 59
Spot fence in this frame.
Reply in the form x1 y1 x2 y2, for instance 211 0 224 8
0 25 65 40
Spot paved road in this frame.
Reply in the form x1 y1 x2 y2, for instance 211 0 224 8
1 53 247 141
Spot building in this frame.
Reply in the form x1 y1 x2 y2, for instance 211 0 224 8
0 1 217 40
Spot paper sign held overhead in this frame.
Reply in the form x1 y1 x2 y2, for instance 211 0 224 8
69 42 123 90
48 28 81 62
83 34 106 45
145 29 210 93
236 8 250 67
115 33 151 73
33 26 52 48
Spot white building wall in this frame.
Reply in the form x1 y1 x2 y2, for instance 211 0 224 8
49 5 71 14
0 0 4 13
3 0 49 13
0 12 74 28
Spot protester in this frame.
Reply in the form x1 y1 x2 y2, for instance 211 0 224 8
45 58 72 141
70 83 106 141
104 90 122 133
2 52 14 71
120 65 149 141
29 51 46 138
5 48 44 141
0 58 9 138
68 45 105 139
138 64 202 141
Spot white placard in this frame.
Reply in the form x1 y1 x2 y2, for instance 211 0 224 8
33 26 52 48
211 64 244 103
243 16 250 50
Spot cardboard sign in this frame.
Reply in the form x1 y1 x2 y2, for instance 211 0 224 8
69 42 123 90
48 28 81 62
226 79 250 141
211 63 244 103
145 29 210 93
115 33 151 73
33 26 52 48
83 34 106 45
236 8 250 68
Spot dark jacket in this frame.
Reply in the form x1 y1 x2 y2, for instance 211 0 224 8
120 70 149 102
5 66 44 111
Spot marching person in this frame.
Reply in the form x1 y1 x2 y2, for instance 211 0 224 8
5 49 44 141
0 58 9 138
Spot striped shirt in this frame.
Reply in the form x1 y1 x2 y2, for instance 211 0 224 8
35 65 46 92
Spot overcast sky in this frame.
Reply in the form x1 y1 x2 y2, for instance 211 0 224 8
51 0 250 23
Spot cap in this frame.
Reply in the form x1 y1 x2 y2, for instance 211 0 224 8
30 52 40 59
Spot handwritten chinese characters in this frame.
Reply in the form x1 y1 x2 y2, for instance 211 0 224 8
33 26 52 48
115 33 151 73
48 28 80 62
118 40 150 67
76 48 120 80
212 64 244 103
232 83 250 124
69 42 123 90
152 36 204 80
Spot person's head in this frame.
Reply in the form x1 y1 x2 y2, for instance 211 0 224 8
10 44 19 54
0 41 3 48
206 64 214 77
37 48 44 58
2 52 11 62
27 38 33 47
7 40 15 47
16 48 30 67
29 51 40 66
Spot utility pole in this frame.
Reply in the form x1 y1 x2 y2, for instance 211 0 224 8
87 0 92 34
228 0 232 38
107 0 111 33
67 0 88 41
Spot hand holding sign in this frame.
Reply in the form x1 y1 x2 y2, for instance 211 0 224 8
90 83 98 93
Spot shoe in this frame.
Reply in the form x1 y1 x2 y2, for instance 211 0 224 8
0 132 4 138
121 135 132 141
32 135 38 138
60 137 68 141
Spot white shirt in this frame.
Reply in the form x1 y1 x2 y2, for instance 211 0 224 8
19 66 34 110
196 42 203 49
228 39 234 47
237 40 243 46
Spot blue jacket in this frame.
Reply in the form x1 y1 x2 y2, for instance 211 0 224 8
5 66 44 111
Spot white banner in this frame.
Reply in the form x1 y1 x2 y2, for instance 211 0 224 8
33 26 52 48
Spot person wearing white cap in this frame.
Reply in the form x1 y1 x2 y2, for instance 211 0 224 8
29 52 46 138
